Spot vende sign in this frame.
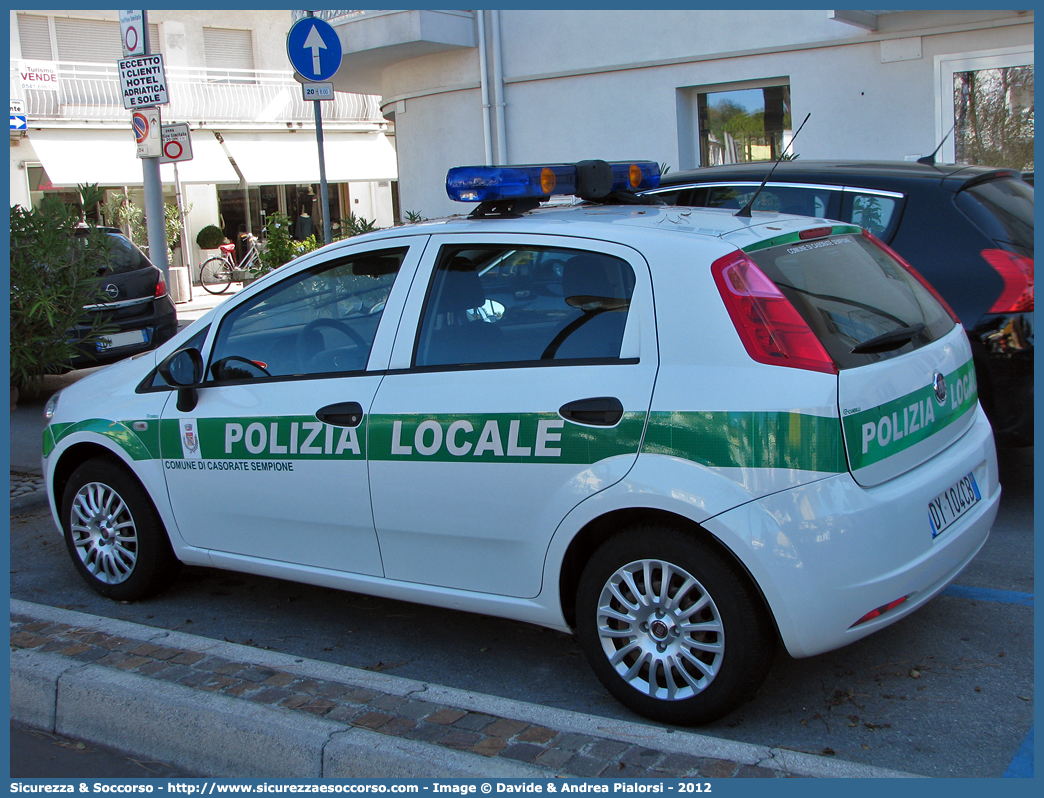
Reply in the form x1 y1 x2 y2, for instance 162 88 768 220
19 61 60 92
118 53 168 109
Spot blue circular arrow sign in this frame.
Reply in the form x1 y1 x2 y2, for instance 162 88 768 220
286 17 342 82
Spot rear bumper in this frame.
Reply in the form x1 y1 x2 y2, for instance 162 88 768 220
68 295 178 368
709 404 999 658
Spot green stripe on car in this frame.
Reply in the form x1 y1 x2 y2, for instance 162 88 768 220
45 419 160 461
742 225 863 253
842 360 978 470
641 411 846 472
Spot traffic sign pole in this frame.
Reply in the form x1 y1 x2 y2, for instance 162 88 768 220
287 12 343 247
138 10 169 285
314 95 332 246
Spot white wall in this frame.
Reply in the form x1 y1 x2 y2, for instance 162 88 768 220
183 184 221 281
9 139 33 209
346 181 395 229
369 9 1033 219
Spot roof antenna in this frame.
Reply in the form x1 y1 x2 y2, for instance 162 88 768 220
735 112 810 218
917 126 954 166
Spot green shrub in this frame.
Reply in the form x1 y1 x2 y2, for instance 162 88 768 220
9 197 115 394
255 212 319 277
335 213 379 239
195 224 225 250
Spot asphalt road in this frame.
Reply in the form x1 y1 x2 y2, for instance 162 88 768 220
9 722 193 778
9 448 1033 779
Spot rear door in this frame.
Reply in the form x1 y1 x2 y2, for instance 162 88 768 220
742 227 976 486
367 234 658 598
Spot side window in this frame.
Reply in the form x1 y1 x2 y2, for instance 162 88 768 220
652 189 690 205
844 192 900 238
414 245 636 367
207 247 407 381
697 185 833 216
693 186 746 209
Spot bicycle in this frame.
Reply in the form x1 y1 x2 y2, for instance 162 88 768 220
199 233 262 295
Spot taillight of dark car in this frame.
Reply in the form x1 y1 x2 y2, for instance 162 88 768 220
981 249 1033 313
711 250 837 375
155 278 167 298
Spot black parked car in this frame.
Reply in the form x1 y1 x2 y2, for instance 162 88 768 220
70 227 178 368
646 161 1033 447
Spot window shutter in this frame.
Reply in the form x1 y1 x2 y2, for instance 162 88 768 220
54 18 161 62
203 27 255 71
17 14 53 60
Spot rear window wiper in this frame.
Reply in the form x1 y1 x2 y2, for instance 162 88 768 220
851 322 925 354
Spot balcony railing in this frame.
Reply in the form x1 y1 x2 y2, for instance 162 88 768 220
290 10 362 23
11 61 383 125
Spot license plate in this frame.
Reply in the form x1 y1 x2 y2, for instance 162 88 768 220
928 472 981 538
97 330 148 352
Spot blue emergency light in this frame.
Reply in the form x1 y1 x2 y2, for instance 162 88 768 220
446 160 660 204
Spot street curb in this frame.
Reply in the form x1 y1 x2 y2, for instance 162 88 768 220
11 600 923 779
11 650 549 778
10 490 49 514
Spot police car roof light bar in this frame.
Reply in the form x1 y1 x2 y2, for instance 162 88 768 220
447 160 661 217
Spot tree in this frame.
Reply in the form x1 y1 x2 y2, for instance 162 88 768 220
954 66 1034 170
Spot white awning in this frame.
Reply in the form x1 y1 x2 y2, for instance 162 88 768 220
219 131 397 184
27 128 240 186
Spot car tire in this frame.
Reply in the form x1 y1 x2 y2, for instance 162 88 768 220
576 525 774 725
61 458 181 601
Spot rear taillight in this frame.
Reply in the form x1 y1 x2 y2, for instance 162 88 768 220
712 250 837 374
851 596 909 628
981 249 1033 313
155 279 167 298
861 229 961 323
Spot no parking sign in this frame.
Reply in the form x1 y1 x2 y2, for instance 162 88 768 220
160 123 193 163
132 106 161 158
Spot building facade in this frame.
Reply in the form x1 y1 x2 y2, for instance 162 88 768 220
9 9 398 279
320 9 1033 218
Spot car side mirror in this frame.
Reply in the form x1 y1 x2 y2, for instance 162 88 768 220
158 347 204 412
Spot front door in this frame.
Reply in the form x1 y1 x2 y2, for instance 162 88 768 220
161 239 424 575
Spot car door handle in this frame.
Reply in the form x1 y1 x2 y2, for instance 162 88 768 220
316 402 364 428
559 397 624 427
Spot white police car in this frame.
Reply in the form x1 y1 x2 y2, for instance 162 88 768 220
43 160 999 725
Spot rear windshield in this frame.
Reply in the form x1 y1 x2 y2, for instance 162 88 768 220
103 232 154 275
955 177 1034 253
747 234 955 370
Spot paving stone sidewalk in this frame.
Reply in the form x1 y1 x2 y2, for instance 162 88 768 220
11 612 789 779
11 470 45 501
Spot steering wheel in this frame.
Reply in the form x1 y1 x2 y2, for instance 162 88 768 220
295 318 368 368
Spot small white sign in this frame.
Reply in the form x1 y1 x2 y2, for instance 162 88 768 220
18 61 60 93
302 82 334 101
160 123 193 163
118 53 168 109
11 99 25 114
119 10 146 57
133 106 162 158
